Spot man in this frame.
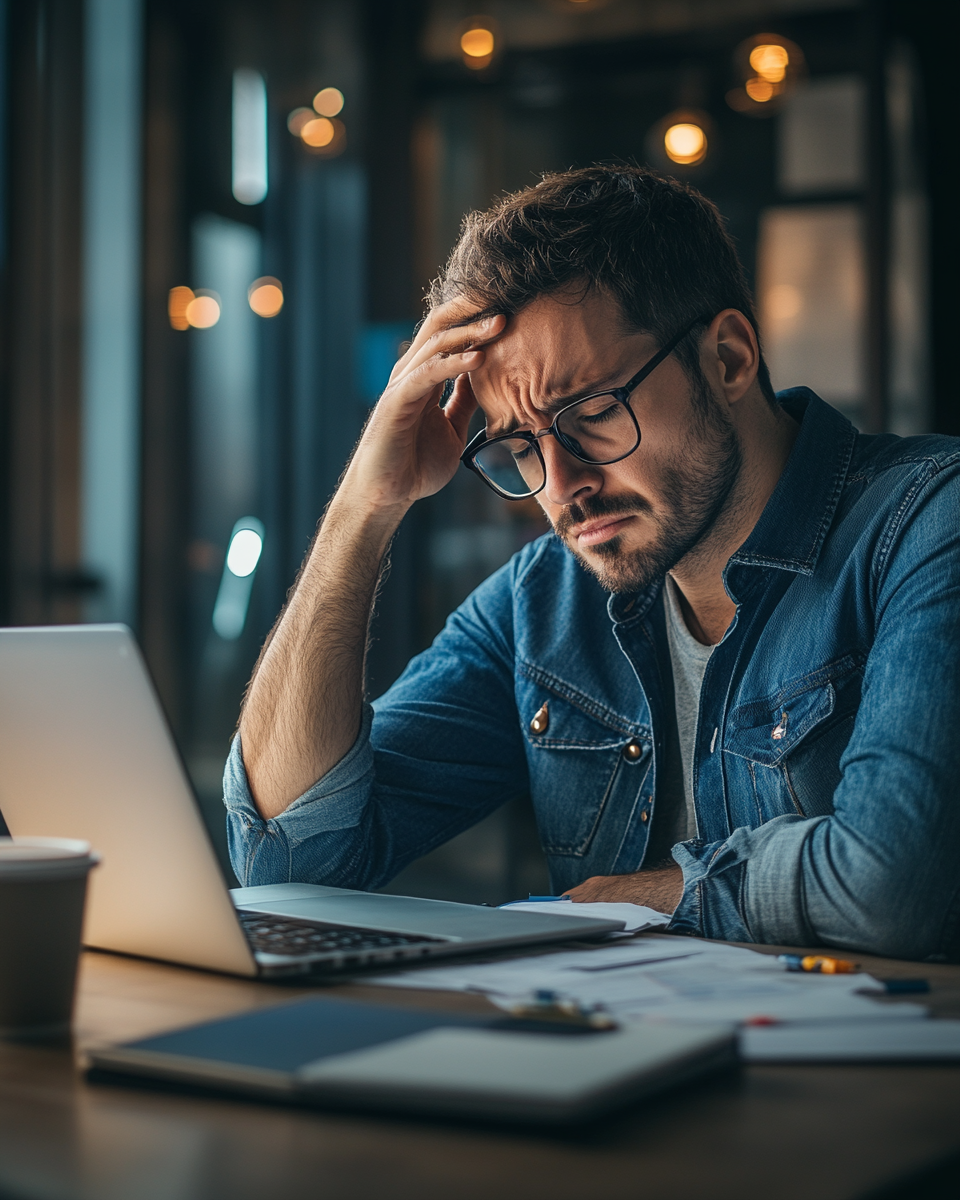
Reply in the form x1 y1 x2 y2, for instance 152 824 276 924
226 166 960 962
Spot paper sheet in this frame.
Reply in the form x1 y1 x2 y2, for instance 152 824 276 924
365 935 928 1027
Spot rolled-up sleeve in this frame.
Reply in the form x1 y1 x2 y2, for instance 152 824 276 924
224 704 377 886
671 460 960 961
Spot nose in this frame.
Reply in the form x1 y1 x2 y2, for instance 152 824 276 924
539 435 603 507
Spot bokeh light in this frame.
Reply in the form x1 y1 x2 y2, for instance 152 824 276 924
301 116 335 147
460 23 495 69
185 291 221 329
287 107 313 136
664 122 707 165
461 28 494 57
248 277 284 318
728 33 805 115
226 528 263 578
750 43 789 83
745 77 777 103
168 286 194 331
313 87 344 117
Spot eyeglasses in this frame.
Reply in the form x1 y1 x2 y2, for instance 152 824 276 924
460 315 707 500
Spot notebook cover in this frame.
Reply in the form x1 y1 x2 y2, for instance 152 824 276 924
87 995 736 1123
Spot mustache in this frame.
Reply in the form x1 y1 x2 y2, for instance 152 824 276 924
553 493 651 540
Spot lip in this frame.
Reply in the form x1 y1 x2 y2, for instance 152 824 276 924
573 515 635 547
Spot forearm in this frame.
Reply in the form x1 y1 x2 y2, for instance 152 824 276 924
237 303 504 822
565 866 683 913
239 487 407 819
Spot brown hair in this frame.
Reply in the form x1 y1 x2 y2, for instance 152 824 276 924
429 165 775 404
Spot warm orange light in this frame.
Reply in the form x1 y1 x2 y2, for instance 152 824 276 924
313 87 344 117
287 107 313 136
168 286 194 331
461 27 494 58
745 77 777 103
248 277 284 318
301 116 335 147
750 43 789 83
664 122 707 165
185 292 221 329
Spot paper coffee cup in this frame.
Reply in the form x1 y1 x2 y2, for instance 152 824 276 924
0 837 100 1039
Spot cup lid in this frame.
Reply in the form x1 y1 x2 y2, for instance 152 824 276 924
0 836 100 877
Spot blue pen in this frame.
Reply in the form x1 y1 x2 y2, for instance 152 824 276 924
498 895 572 908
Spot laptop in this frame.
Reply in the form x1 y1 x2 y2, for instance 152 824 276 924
0 626 622 978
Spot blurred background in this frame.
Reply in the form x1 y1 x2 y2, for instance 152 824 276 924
0 0 953 904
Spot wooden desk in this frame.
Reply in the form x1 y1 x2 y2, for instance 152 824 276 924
1 944 958 1200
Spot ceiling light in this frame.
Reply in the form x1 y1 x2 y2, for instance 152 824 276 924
664 122 707 165
750 44 789 83
168 286 194 331
313 87 344 117
301 116 335 148
248 277 284 318
185 291 221 329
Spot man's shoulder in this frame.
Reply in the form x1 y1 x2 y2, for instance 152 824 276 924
846 428 960 489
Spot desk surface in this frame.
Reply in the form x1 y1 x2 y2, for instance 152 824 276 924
1 941 958 1200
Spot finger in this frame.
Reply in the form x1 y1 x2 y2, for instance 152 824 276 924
443 374 479 443
389 302 477 378
380 348 484 428
391 312 505 384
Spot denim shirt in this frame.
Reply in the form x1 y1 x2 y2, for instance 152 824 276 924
224 390 960 962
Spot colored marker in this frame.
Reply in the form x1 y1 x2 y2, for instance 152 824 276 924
778 954 860 974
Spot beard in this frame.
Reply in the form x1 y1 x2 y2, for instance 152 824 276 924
552 386 744 595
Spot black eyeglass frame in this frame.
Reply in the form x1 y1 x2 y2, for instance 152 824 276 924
460 314 709 500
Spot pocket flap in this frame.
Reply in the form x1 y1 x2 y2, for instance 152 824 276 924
725 681 836 766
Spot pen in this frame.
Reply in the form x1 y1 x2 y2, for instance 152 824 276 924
778 954 860 974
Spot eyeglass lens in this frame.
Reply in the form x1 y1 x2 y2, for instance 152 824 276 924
472 393 639 497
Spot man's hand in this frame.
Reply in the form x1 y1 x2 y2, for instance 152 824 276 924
343 304 507 514
564 866 684 914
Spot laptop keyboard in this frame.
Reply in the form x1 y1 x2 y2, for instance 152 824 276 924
237 911 443 962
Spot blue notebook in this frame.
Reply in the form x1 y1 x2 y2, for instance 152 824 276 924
88 996 736 1125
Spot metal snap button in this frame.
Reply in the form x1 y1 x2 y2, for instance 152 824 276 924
771 710 788 741
640 810 649 823
529 702 549 735
622 740 642 761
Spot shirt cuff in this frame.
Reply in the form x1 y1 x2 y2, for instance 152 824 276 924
667 814 825 944
222 702 376 846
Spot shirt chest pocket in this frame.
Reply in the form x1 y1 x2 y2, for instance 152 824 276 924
517 681 650 858
724 662 862 822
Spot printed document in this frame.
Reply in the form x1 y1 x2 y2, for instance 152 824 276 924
367 935 928 1027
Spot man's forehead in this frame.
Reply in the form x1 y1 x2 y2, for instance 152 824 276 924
471 302 654 430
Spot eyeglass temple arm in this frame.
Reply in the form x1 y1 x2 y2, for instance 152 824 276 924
620 314 711 394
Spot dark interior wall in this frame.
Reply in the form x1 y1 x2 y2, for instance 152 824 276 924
140 2 191 739
0 0 86 628
889 0 959 437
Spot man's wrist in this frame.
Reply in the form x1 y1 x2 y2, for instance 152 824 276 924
564 865 684 913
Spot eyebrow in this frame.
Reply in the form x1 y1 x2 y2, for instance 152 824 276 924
487 375 625 438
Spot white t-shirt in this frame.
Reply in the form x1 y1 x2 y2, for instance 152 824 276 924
661 574 715 840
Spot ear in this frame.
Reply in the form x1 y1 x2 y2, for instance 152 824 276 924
706 309 759 406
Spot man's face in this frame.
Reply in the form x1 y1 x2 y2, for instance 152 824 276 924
468 291 743 593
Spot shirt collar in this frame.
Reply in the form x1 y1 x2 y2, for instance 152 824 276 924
727 388 856 577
